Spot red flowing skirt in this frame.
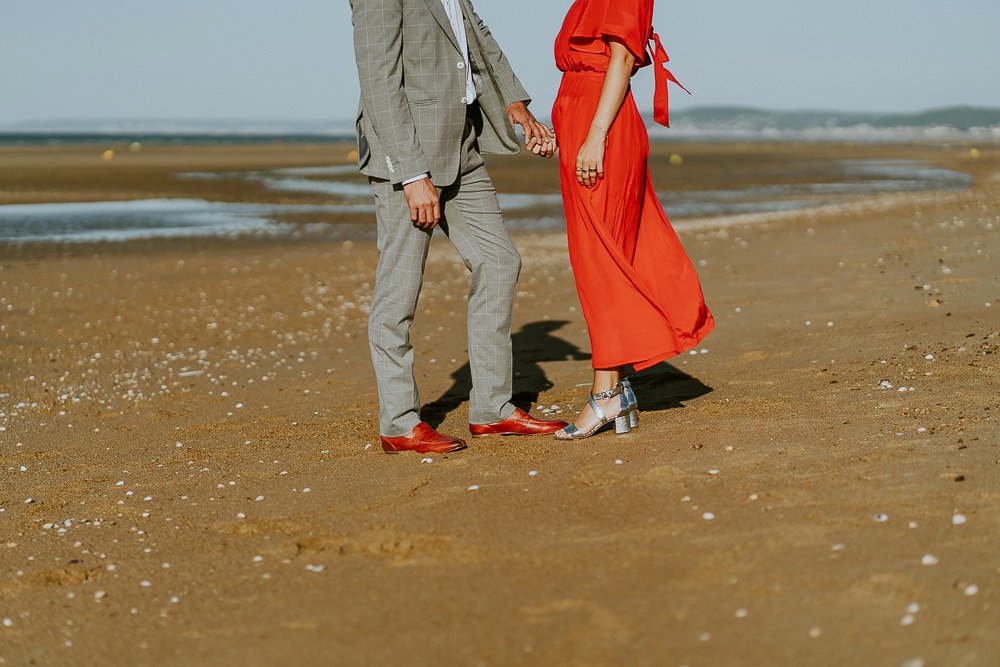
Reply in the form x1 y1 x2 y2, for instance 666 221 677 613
552 71 714 371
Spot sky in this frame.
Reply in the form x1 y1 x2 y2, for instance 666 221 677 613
1 0 999 126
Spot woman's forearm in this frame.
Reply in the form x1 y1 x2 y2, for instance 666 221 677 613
590 41 636 133
575 41 637 186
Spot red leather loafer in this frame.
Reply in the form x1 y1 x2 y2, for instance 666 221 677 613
381 423 467 454
469 407 568 438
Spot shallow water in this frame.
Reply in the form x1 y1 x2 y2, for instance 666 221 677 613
0 159 972 244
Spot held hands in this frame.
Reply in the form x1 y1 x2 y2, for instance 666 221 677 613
575 124 607 187
402 178 441 230
403 103 557 228
506 101 557 158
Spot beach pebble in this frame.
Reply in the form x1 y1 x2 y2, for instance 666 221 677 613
901 614 915 626
831 543 846 552
420 457 433 464
964 584 979 596
2 618 13 627
255 495 265 502
305 564 325 573
467 485 480 491
140 580 151 588
907 603 920 614
703 512 716 521
921 554 939 566
809 627 822 638
909 521 919 529
873 513 889 523
952 513 967 526
878 380 894 389
707 469 720 476
735 608 748 618
528 470 538 477
94 590 107 599
614 459 624 465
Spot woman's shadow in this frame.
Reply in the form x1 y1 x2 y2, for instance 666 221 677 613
422 320 713 427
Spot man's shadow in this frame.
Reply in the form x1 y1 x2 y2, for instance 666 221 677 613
423 320 588 428
422 319 713 426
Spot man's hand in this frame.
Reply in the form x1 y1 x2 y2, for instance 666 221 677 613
402 178 441 230
506 101 557 158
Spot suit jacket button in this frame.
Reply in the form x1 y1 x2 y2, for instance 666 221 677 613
457 62 465 69
461 97 467 104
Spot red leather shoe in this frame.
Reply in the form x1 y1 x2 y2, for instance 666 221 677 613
469 408 568 438
381 423 467 454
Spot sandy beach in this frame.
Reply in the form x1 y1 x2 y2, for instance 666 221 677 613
1 141 998 665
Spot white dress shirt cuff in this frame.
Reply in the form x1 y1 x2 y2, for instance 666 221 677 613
402 173 429 186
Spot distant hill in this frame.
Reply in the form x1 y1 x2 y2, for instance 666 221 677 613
652 105 1000 141
667 105 1000 131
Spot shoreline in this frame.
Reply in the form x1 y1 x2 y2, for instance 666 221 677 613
1 141 994 259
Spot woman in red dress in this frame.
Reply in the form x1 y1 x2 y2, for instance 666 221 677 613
552 0 714 440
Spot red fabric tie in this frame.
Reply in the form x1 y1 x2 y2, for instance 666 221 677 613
649 31 690 128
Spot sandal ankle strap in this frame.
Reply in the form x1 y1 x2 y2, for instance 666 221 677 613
591 386 622 401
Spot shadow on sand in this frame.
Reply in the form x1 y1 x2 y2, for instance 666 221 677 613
422 319 713 427
628 362 714 412
422 320 588 429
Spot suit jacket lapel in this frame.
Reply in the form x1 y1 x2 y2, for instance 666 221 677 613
457 0 481 59
421 0 461 51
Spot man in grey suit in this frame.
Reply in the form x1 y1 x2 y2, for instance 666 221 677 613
351 0 567 454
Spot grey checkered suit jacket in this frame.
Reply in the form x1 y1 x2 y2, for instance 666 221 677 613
351 0 531 186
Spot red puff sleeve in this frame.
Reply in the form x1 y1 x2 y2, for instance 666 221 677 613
570 0 654 66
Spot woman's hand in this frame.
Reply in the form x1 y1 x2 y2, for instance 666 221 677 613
508 102 557 158
528 128 558 158
576 125 607 187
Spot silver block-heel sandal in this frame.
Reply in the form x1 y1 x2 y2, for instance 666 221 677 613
555 385 634 440
620 377 640 428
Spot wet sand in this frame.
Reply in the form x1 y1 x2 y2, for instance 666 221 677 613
1 142 999 666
